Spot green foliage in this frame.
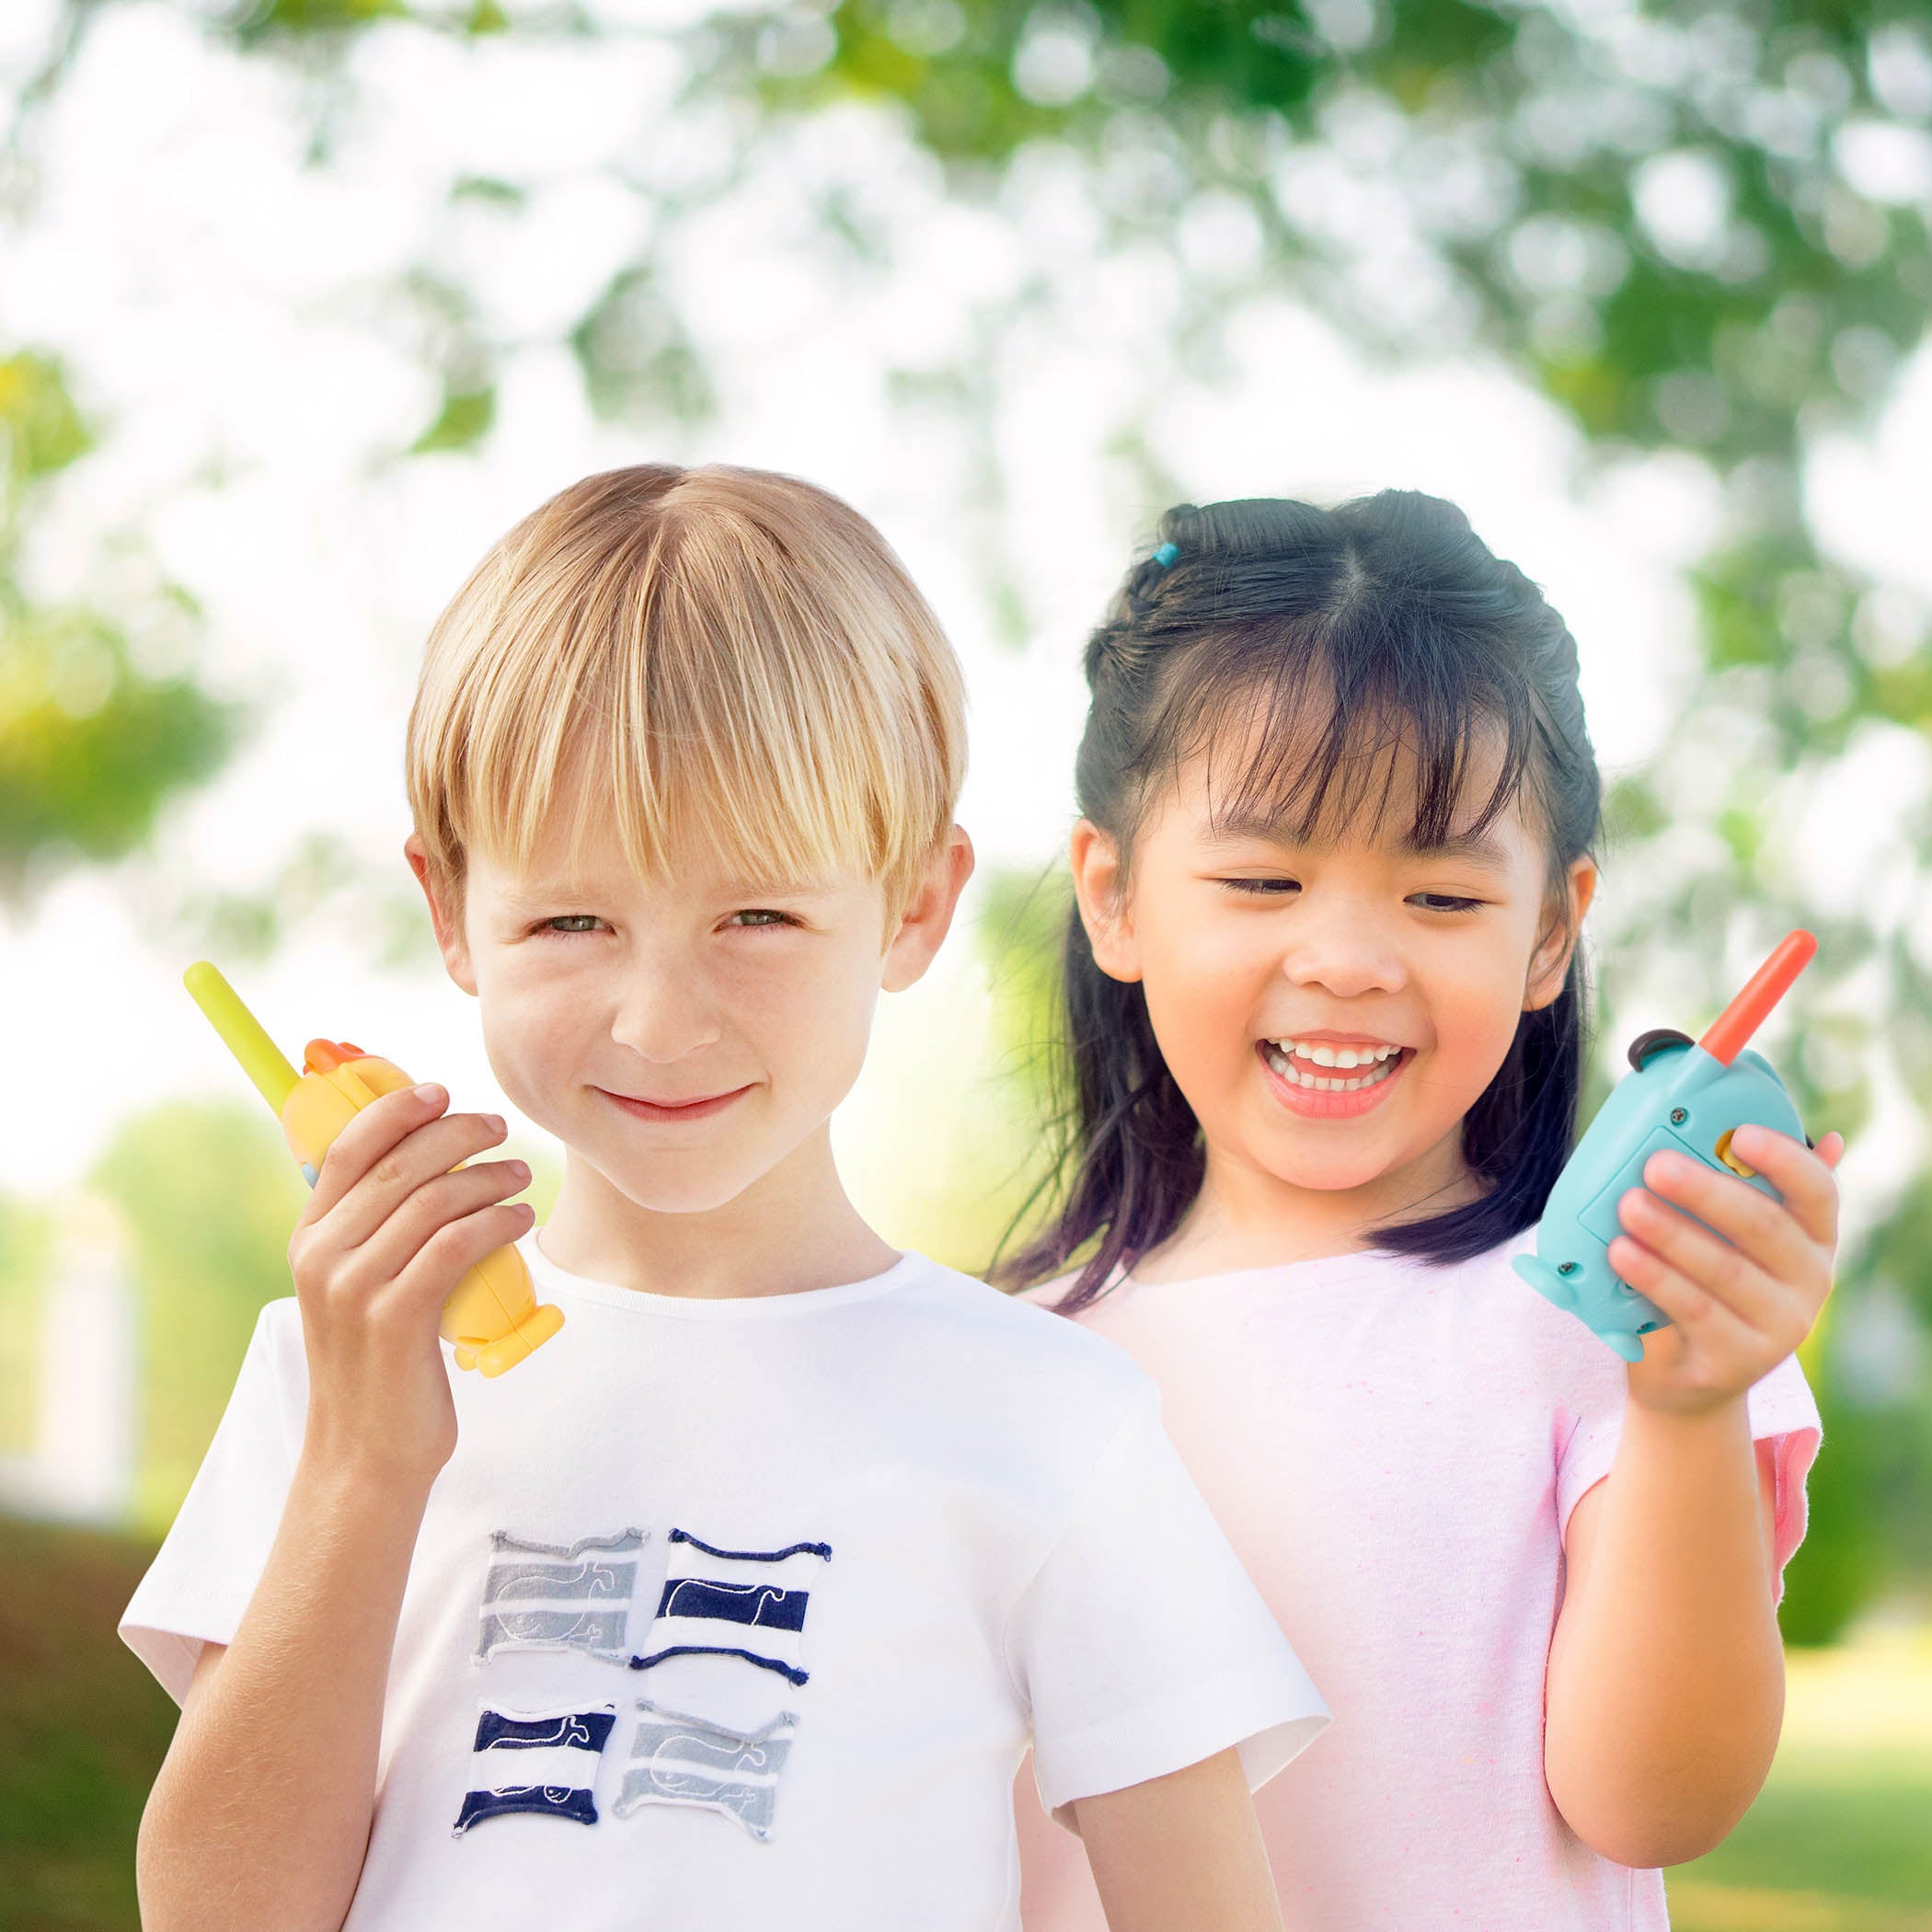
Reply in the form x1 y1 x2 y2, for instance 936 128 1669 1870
0 621 245 903
20 0 1932 1629
0 351 91 488
84 1101 306 1534
0 1195 54 1459
723 3 1932 466
973 860 1070 1109
570 268 718 428
0 1514 178 1932
1782 1298 1889 1646
0 350 249 914
409 380 497 454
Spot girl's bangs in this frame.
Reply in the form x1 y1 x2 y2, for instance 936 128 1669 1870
1155 620 1537 854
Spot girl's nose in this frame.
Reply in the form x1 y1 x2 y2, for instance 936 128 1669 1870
1277 928 1408 1000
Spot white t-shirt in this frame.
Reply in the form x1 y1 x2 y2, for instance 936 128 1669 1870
121 1232 1328 1932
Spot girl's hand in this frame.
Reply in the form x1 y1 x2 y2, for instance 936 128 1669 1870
287 1083 535 1485
1611 1124 1845 1417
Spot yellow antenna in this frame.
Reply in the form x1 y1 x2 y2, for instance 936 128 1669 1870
183 960 301 1115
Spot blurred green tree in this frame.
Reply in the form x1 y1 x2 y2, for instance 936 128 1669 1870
0 350 247 916
84 1099 307 1534
16 0 1932 1630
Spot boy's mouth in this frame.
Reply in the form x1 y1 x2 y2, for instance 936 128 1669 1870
598 1085 753 1123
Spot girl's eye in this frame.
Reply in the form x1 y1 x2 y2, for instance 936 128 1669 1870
1214 881 1484 914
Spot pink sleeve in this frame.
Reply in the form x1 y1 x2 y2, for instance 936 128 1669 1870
1556 1351 1823 1604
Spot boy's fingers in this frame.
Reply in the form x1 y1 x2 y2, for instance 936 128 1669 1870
305 1084 446 1220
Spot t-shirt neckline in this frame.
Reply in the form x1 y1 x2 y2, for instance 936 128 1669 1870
1064 1225 1537 1300
522 1227 924 1319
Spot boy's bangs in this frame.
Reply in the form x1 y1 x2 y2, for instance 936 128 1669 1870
408 462 965 917
454 661 909 903
1156 618 1536 853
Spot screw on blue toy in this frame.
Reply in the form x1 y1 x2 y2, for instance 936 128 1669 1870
1512 930 1818 1363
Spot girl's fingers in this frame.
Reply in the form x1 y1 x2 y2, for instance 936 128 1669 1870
1608 1232 1764 1361
1637 1143 1821 1288
1615 1182 1796 1333
1718 1124 1842 1248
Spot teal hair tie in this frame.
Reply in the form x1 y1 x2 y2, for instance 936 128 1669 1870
1151 541 1179 567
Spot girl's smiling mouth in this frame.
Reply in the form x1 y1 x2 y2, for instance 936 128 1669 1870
1257 1038 1413 1118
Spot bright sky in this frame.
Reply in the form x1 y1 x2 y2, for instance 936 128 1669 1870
2 0 1928 1248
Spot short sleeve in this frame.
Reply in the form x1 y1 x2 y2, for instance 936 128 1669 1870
1557 1351 1823 1603
1004 1385 1330 1821
120 1298 307 1703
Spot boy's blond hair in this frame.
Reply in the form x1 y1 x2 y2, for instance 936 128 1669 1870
405 464 967 931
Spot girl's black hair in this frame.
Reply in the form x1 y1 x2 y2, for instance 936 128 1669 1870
999 490 1604 1313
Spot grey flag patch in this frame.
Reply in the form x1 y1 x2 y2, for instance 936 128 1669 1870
474 1528 646 1666
611 1698 799 1842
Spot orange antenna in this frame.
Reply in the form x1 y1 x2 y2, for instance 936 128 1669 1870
1697 930 1817 1067
303 1039 368 1075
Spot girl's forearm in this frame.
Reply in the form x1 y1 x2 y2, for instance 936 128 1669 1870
1543 1397 1783 1869
1073 1747 1284 1932
135 1450 432 1932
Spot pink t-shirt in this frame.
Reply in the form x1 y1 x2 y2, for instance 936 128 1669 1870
1012 1223 1822 1931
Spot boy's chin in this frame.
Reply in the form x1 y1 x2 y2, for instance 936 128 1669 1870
604 1162 786 1217
590 1133 823 1218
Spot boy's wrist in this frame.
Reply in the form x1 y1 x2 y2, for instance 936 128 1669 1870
291 1438 442 1521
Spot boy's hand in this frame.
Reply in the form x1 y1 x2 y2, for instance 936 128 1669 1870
1609 1124 1845 1416
288 1083 534 1483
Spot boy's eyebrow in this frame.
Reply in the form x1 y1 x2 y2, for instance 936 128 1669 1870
498 877 842 905
1202 815 1515 876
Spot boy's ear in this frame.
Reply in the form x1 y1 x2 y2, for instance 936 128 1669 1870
881 825 976 994
404 832 478 996
1524 855 1597 1012
1069 818 1142 983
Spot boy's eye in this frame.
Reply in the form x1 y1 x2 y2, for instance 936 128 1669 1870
536 910 800 935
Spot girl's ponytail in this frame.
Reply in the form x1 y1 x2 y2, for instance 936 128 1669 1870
998 489 1603 1310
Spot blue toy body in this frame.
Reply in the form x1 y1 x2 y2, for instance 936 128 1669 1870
1512 1037 1806 1362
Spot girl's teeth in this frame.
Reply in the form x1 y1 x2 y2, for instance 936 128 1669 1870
1269 1040 1399 1069
1263 1044 1404 1092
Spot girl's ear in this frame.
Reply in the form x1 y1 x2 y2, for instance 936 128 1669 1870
1069 818 1143 984
1524 855 1597 1012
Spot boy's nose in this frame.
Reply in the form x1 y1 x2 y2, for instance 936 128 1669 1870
606 972 726 1062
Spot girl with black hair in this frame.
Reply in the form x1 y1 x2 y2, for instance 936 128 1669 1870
1008 491 1845 1929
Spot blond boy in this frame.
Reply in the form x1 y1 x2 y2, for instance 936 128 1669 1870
122 465 1328 1931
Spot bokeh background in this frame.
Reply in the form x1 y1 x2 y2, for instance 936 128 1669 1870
2 2 1929 1926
